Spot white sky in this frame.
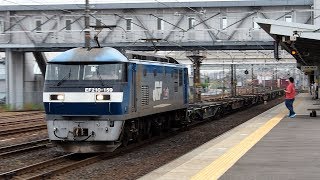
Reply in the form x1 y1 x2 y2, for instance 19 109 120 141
0 0 234 6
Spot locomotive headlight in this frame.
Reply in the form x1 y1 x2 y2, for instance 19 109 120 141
50 94 64 101
96 94 104 101
57 94 64 100
96 94 110 101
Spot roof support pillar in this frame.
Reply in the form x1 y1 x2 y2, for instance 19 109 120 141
315 0 320 25
5 49 25 110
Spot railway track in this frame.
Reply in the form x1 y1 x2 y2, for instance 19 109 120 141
0 153 78 180
0 91 284 179
0 126 188 180
0 113 236 180
0 111 43 119
0 124 47 136
0 117 44 127
0 112 46 136
0 141 154 180
0 139 50 156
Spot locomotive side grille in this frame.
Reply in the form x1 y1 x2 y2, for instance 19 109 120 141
141 86 149 106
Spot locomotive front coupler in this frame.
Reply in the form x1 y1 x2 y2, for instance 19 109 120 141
73 127 89 137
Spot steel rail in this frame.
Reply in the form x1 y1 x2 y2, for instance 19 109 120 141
0 153 76 180
0 112 43 119
0 118 44 127
0 124 47 136
0 139 50 156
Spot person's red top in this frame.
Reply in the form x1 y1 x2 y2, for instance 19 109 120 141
285 82 295 99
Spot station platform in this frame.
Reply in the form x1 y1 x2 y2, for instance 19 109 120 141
140 93 320 180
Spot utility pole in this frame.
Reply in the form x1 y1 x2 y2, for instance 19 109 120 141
234 64 237 96
263 59 266 89
275 65 278 88
222 63 225 96
85 0 90 49
231 64 234 96
187 51 205 103
251 64 254 93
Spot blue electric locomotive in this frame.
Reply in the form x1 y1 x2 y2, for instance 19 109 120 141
43 47 189 153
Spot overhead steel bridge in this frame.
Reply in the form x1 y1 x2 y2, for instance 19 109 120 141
0 0 313 51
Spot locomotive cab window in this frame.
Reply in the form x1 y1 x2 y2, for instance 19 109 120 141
83 63 127 82
45 64 80 80
45 63 127 82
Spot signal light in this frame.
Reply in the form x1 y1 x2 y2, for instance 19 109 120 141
291 50 297 55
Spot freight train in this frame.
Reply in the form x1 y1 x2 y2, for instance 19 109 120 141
43 47 189 153
43 47 284 153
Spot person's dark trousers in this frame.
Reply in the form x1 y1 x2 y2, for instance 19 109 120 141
285 98 295 116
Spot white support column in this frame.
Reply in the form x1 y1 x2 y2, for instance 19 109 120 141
5 49 25 109
315 0 320 25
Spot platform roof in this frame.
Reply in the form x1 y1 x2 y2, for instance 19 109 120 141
255 18 320 67
0 0 313 11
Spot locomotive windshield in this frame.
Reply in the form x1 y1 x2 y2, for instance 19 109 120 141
45 64 80 80
45 63 126 82
83 64 123 81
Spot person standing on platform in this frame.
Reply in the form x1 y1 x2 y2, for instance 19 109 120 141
313 79 319 99
284 77 296 118
310 82 313 95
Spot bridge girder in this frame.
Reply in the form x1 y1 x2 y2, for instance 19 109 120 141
0 2 312 52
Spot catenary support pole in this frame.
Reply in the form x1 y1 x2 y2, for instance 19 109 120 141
187 52 205 103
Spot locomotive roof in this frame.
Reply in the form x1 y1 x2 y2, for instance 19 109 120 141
129 59 186 68
49 47 183 67
125 50 179 64
49 47 128 63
